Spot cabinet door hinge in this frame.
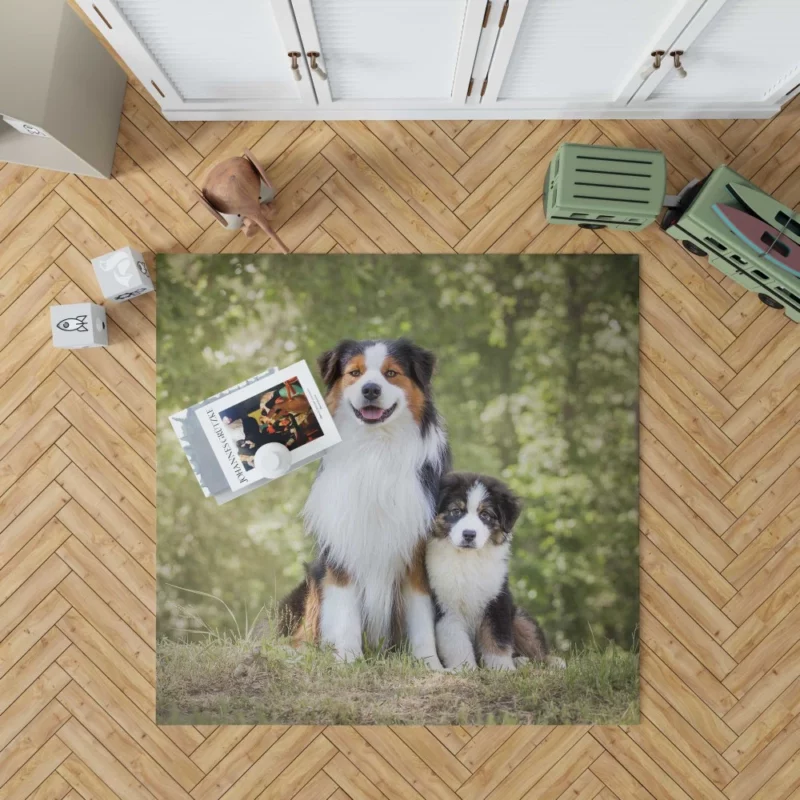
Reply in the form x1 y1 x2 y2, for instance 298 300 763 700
480 77 488 97
467 77 475 97
482 0 492 27
499 0 509 27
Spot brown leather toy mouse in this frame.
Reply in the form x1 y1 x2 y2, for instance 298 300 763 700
196 148 289 254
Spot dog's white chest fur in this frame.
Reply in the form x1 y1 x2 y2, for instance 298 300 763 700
426 538 509 633
303 409 440 646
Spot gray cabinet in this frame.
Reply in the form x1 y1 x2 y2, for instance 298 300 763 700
0 0 127 178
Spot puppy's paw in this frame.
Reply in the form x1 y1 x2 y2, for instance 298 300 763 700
484 655 516 671
444 660 477 673
513 656 530 668
547 655 567 670
333 648 363 664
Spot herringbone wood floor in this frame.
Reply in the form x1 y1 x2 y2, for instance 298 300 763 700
3 39 800 799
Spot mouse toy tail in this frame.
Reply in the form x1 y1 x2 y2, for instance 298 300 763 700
253 212 290 254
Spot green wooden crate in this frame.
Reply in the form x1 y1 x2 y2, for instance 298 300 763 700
661 165 800 322
544 143 667 231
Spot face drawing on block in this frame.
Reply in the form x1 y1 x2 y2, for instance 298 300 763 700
433 474 521 550
318 339 434 427
57 315 89 333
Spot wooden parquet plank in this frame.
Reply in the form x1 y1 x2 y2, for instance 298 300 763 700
57 681 191 800
189 727 286 800
56 536 154 644
363 121 469 210
640 356 736 463
723 531 800 623
122 85 202 176
322 752 387 800
57 753 118 800
0 162 36 205
0 228 69 316
591 727 692 800
721 465 800 553
456 727 552 800
323 135 453 252
400 122 469 174
355 727 459 800
0 700 70 786
454 120 574 229
641 502 736 608
111 148 203 249
56 718 158 800
187 122 238 158
256 734 338 800
0 447 69 535
3 72 800 800
56 646 203 791
641 574 737 682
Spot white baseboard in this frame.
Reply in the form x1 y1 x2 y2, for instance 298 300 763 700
162 104 781 122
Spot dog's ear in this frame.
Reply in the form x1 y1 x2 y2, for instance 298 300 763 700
496 484 523 534
400 340 436 388
317 340 357 390
435 473 457 514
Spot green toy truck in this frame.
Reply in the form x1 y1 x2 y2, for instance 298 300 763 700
543 143 667 232
660 165 800 323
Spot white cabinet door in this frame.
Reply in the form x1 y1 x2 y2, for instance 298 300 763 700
288 0 487 108
480 0 705 110
632 0 800 109
76 0 316 111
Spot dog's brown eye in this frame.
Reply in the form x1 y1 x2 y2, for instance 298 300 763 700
480 510 495 523
349 369 361 377
385 369 397 378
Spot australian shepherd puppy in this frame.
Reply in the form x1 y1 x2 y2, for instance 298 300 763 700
281 338 450 667
427 472 553 671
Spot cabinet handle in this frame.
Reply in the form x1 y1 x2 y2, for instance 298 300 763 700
92 4 113 29
307 52 327 81
288 52 302 81
640 50 665 81
670 50 687 79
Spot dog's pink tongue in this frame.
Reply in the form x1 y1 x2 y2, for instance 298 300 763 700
360 406 384 420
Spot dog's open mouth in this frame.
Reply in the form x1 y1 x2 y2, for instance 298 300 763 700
352 403 397 424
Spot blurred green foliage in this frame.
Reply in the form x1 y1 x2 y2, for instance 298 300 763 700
157 254 639 652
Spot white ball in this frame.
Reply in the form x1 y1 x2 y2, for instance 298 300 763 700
253 443 292 479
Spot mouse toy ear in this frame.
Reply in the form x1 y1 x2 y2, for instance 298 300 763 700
317 340 358 390
195 190 228 227
243 148 274 193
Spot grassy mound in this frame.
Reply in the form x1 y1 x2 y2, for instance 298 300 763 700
157 636 638 726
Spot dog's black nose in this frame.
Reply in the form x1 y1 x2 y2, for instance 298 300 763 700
362 382 382 401
462 530 476 543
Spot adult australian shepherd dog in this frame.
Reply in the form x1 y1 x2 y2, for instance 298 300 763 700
280 338 450 668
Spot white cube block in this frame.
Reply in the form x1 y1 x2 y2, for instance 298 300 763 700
91 246 154 302
51 303 108 349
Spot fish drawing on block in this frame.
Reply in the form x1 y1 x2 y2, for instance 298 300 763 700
56 315 89 332
713 204 800 277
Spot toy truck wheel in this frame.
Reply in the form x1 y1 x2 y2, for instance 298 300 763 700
578 223 606 229
758 293 784 310
682 240 708 257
